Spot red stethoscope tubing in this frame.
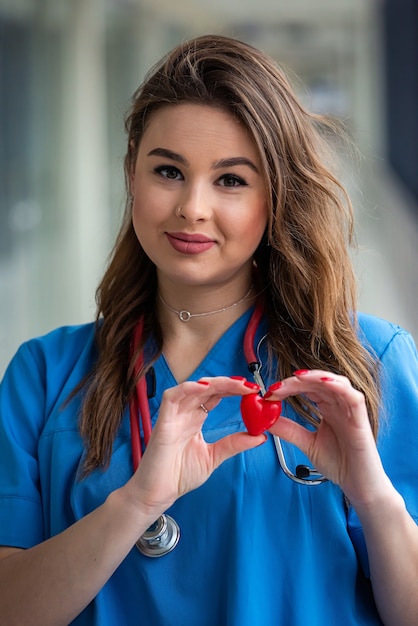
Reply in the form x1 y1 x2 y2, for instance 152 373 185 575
129 302 264 470
129 318 152 470
243 301 264 366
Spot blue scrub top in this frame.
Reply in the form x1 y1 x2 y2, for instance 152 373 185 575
0 310 417 626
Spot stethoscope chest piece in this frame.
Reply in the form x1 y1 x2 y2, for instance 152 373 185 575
136 514 180 557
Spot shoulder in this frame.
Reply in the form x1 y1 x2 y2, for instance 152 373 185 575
25 322 98 361
1 323 98 415
356 312 417 362
12 322 98 379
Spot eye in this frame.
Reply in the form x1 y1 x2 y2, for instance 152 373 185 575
218 174 247 188
155 165 183 180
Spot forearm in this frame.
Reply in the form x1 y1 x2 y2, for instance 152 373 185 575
0 487 157 626
355 487 418 626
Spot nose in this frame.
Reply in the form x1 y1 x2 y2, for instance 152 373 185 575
176 183 211 223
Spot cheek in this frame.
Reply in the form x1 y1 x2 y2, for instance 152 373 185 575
131 170 164 220
131 198 157 251
253 206 269 240
132 192 161 230
131 203 144 237
131 210 159 265
235 202 268 249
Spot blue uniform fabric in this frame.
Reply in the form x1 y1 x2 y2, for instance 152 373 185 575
0 310 417 625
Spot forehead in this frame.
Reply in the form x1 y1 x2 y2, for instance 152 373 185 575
139 103 259 159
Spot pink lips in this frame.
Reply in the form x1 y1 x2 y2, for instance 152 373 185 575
166 232 215 255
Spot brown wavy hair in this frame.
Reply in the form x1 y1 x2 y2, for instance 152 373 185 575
78 34 380 474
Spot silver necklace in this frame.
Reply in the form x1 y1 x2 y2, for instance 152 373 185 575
159 286 253 322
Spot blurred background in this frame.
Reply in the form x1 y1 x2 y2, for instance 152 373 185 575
0 0 417 375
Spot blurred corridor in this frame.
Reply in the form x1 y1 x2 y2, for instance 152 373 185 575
0 0 417 375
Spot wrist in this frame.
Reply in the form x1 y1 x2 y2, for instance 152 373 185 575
106 485 165 538
351 482 406 526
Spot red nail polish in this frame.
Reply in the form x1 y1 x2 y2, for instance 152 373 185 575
268 381 283 392
230 376 246 381
293 369 310 376
197 380 210 386
243 381 260 390
320 376 335 382
264 382 283 399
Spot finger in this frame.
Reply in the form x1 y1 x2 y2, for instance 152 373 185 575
275 373 372 439
162 377 258 409
169 377 259 415
197 376 260 397
209 432 267 468
265 371 353 415
291 374 368 429
267 416 315 457
318 378 370 428
160 381 221 420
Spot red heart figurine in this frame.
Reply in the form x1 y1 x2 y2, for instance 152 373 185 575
240 393 282 436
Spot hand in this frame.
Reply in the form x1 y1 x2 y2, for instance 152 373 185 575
126 376 266 518
265 370 391 508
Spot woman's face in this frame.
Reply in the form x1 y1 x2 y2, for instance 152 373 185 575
130 103 268 290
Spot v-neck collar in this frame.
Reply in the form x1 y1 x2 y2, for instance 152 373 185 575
159 307 255 386
147 307 264 428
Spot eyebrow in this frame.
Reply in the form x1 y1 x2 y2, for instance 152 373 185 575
147 148 188 165
213 157 259 173
147 148 259 173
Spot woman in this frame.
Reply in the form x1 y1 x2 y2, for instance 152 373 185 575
0 34 417 626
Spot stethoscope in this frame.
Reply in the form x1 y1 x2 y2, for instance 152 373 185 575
243 303 327 487
129 318 181 558
130 303 326 557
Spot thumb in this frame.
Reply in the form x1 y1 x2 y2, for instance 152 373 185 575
210 432 267 468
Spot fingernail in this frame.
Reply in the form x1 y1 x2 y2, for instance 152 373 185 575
320 376 335 382
243 381 260 390
230 376 246 381
197 380 210 386
293 369 310 376
267 381 283 392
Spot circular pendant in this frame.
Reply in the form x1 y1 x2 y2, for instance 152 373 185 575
179 310 192 322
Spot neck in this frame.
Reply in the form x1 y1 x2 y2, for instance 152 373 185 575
157 281 256 382
159 284 253 323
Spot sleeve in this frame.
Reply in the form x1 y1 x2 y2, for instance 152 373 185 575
377 329 418 519
0 342 47 548
348 327 418 577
